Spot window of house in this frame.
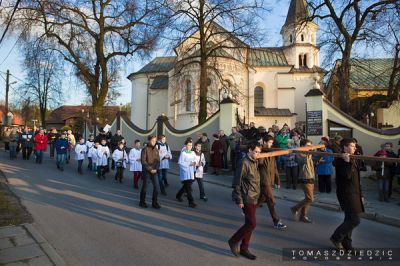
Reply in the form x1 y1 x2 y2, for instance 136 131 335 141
303 54 307 67
290 34 293 43
299 54 303 67
185 80 192 112
254 86 264 107
301 34 304 42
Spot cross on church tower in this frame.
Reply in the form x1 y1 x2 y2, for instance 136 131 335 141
280 0 320 69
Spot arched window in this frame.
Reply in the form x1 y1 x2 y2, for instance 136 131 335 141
301 34 304 42
185 80 192 112
290 34 293 43
254 86 264 108
303 54 308 67
299 54 303 67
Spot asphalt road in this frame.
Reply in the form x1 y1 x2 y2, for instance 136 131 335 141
1 151 399 266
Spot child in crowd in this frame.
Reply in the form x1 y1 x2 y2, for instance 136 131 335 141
194 142 207 201
284 139 298 190
97 138 110 180
157 135 172 196
86 134 95 170
176 139 197 208
75 137 87 174
112 141 128 183
88 141 99 175
129 140 142 189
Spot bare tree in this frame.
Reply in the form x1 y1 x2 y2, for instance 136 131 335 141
15 0 169 121
306 0 398 113
19 38 63 127
166 0 266 124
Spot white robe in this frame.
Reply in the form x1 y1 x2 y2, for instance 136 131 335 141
178 150 196 181
112 149 128 168
194 152 206 178
74 144 87 160
86 141 94 156
96 145 110 166
88 147 98 165
129 148 142 172
158 144 172 169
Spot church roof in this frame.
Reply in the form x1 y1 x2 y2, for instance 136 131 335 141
346 58 398 90
128 57 176 78
150 75 169 90
248 48 288 66
283 0 309 28
254 107 294 117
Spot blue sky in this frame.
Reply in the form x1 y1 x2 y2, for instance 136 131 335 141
0 0 389 108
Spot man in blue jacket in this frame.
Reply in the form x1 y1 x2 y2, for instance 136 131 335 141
315 140 334 193
55 132 69 171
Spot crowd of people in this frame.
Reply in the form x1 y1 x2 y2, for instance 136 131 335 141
2 123 399 260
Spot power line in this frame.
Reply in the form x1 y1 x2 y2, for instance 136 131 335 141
0 33 22 67
0 0 22 46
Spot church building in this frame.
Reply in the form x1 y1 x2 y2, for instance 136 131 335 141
128 0 324 130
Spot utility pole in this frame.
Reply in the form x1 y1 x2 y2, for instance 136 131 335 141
4 69 10 126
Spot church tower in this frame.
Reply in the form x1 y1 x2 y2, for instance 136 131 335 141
281 0 319 69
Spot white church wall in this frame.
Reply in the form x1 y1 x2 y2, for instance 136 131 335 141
130 75 148 129
277 88 295 113
148 89 169 128
253 116 295 129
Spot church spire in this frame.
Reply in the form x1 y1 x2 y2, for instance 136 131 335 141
283 0 309 28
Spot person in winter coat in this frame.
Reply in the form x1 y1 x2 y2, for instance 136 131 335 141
314 141 334 193
176 139 197 208
372 149 393 202
194 142 207 201
75 137 87 174
8 127 20 160
199 133 211 173
156 135 172 195
111 130 124 170
330 138 364 251
258 135 287 230
140 135 161 209
96 138 110 179
86 134 95 170
284 139 298 190
229 141 262 260
382 142 398 199
20 127 34 160
66 130 76 164
210 133 223 175
55 132 68 171
275 129 289 170
34 129 48 164
291 139 315 223
48 128 58 158
112 141 128 183
129 140 142 189
229 127 243 171
219 130 230 170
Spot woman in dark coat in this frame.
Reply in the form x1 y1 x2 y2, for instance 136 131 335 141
330 138 364 251
210 133 222 175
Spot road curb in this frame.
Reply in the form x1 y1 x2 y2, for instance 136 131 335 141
170 170 400 228
22 223 66 266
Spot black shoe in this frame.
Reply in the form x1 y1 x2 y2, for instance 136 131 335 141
330 236 344 250
228 239 239 257
300 216 313 223
139 202 148 208
164 182 169 187
240 249 256 260
152 202 161 209
176 196 183 202
189 202 197 208
161 191 167 196
200 196 208 202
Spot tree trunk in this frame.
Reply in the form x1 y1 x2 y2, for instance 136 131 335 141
198 56 208 124
40 108 46 128
337 47 352 112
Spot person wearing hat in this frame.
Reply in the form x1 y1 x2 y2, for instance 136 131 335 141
210 133 223 175
315 140 334 193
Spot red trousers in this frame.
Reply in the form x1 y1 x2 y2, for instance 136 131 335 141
230 204 257 250
133 171 142 188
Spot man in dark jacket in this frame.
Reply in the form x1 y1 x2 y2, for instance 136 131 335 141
258 135 287 230
111 130 124 170
229 141 261 260
219 130 230 170
20 127 34 160
330 138 364 251
140 135 161 209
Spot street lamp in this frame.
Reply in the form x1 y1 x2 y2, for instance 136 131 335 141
81 109 86 140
